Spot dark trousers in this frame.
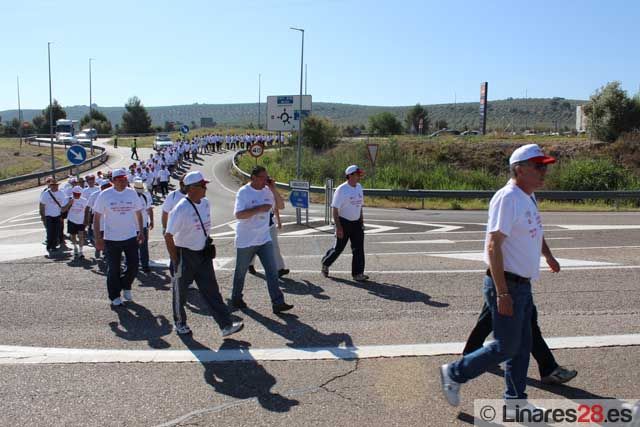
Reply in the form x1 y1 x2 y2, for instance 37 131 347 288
463 301 558 378
160 181 169 196
131 149 139 160
138 228 149 268
105 237 139 301
45 215 61 251
321 217 365 276
173 247 232 330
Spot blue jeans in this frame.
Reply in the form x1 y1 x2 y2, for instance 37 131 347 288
232 241 284 305
449 275 533 400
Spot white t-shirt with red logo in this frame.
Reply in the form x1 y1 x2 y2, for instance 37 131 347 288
233 184 274 248
484 180 543 280
166 197 211 251
67 197 88 225
331 181 364 221
39 189 69 217
93 187 143 241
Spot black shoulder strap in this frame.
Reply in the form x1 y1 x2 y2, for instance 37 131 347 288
185 198 209 238
138 192 147 205
47 190 63 208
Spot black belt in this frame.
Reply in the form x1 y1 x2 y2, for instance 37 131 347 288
486 269 530 284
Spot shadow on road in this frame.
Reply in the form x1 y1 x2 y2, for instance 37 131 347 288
242 308 356 356
109 301 172 349
178 335 299 413
332 277 449 307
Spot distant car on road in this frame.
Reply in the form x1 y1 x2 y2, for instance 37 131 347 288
460 130 480 136
429 129 461 137
56 132 77 145
153 133 173 151
81 128 97 141
76 132 92 146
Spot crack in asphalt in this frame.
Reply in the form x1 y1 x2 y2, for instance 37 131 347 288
154 361 361 426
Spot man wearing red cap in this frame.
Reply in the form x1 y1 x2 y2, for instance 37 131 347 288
67 186 89 258
321 164 368 282
440 144 561 415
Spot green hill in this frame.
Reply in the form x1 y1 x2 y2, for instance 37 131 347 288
1 97 584 132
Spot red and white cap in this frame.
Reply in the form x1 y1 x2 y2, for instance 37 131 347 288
72 186 83 194
509 144 556 165
111 168 128 179
345 165 364 176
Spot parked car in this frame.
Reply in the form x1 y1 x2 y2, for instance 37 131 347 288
82 128 98 141
153 133 174 151
460 130 480 136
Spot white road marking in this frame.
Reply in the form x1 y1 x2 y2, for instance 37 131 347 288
153 258 234 269
210 156 239 195
1 333 638 364
556 225 640 231
0 221 42 229
0 243 47 261
9 215 41 223
427 252 617 267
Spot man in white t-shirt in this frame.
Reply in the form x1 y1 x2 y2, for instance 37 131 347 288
93 168 145 306
321 164 368 282
82 174 100 244
133 180 154 273
67 186 89 258
231 165 293 314
39 177 71 256
440 144 559 413
165 171 243 337
158 165 171 196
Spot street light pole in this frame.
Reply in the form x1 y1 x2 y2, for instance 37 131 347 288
89 58 94 153
291 27 304 225
48 42 55 172
258 73 261 129
17 76 22 146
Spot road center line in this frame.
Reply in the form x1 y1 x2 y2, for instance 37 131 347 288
1 334 638 365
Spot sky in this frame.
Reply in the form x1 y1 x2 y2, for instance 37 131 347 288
2 0 640 111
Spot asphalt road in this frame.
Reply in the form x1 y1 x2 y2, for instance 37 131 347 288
0 142 639 426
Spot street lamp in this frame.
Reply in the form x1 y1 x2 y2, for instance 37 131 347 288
48 42 55 172
258 73 261 129
89 58 95 153
290 27 304 225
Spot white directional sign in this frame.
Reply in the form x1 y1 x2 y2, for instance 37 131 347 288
267 95 312 131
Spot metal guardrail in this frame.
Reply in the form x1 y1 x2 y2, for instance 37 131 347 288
232 150 640 202
0 138 108 187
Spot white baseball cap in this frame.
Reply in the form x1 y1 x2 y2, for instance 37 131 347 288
183 171 210 186
71 186 83 194
345 165 364 176
111 168 128 179
509 144 556 165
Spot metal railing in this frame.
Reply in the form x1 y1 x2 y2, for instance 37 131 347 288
0 140 108 188
232 150 640 204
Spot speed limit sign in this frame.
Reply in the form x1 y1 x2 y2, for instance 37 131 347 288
249 143 264 158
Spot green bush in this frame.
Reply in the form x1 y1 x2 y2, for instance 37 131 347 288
545 158 635 191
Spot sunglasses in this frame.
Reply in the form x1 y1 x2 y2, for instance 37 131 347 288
529 163 548 171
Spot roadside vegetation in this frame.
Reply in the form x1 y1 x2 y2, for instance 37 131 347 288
0 138 69 180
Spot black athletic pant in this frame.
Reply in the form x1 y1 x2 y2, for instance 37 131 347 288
463 301 559 378
45 215 61 251
105 237 139 301
321 217 365 276
173 247 232 330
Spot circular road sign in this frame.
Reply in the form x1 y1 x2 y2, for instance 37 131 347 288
249 143 264 158
66 144 87 165
180 125 190 134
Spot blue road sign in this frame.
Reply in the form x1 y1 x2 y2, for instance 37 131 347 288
66 144 87 165
180 125 190 134
289 190 309 209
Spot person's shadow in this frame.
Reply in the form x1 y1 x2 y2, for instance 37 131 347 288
253 273 329 301
243 308 356 358
136 268 172 291
332 277 449 307
109 301 172 349
179 335 299 412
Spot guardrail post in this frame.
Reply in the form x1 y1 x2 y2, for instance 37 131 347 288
421 197 425 210
325 178 333 225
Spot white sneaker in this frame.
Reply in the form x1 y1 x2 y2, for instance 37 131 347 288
122 290 133 302
111 297 123 306
504 402 546 420
221 321 244 337
174 323 192 335
439 363 461 407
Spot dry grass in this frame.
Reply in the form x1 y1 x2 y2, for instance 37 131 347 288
0 138 69 180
